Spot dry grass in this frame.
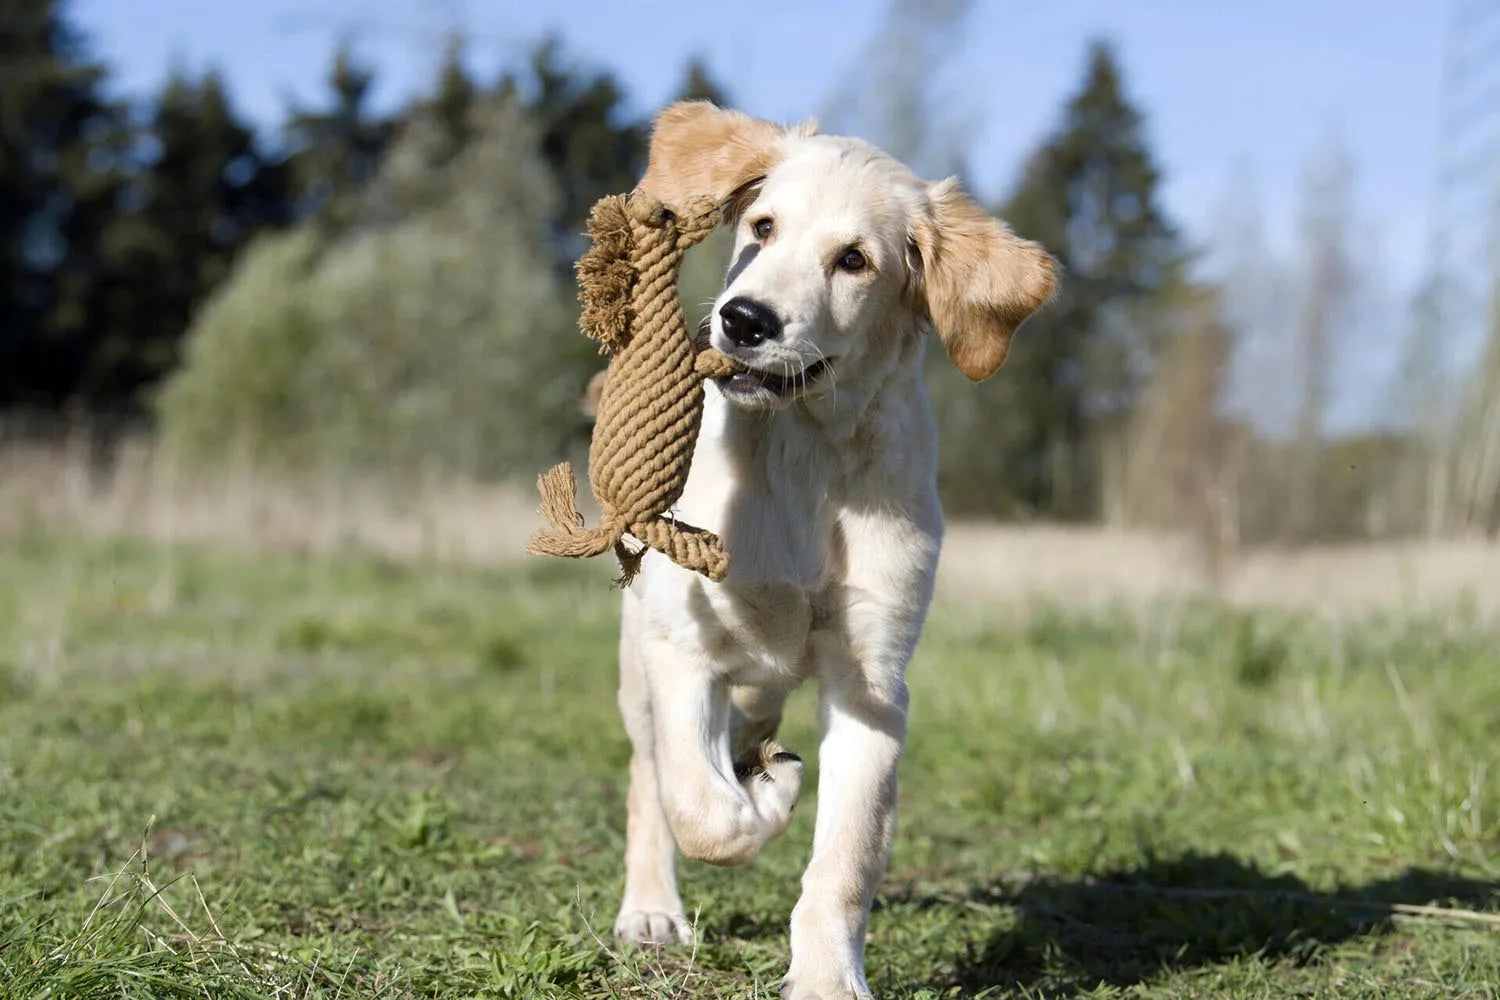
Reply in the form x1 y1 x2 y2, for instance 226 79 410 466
937 522 1500 617
0 432 546 566
3 431 1495 617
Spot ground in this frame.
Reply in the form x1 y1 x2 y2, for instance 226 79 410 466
2 535 1497 998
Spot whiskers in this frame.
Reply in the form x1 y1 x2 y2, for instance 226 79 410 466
804 342 838 409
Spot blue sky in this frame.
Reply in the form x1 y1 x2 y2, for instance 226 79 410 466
72 0 1451 429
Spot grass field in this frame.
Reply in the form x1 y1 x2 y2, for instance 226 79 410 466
2 534 1498 998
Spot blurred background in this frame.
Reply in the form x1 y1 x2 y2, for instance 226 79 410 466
2 0 1496 606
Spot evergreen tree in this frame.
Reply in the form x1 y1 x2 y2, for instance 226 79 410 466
501 39 643 262
934 41 1186 518
0 0 127 407
673 58 730 106
94 70 290 403
284 44 393 230
357 36 480 226
430 35 476 163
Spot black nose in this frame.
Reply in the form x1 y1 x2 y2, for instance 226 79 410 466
718 297 783 348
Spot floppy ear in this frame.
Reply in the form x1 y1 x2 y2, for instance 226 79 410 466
915 178 1057 382
638 101 789 208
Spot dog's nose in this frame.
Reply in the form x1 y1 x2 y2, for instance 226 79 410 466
718 297 783 348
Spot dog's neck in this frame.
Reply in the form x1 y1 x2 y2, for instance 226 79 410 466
680 320 938 587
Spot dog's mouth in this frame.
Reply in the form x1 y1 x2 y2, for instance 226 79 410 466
718 359 831 399
696 318 833 401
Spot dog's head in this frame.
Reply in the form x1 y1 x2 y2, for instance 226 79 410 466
640 101 1056 410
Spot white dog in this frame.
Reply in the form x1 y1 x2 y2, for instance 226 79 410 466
611 101 1055 999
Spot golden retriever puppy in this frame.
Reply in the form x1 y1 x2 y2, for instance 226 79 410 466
611 101 1055 1000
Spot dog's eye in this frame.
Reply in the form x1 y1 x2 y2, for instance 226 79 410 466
837 248 867 273
751 218 773 240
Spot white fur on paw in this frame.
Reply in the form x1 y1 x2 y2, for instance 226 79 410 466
735 740 804 839
781 973 873 1000
614 908 693 946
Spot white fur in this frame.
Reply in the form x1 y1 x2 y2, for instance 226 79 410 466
613 132 965 1000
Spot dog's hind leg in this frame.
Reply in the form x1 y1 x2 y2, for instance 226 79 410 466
730 682 791 758
614 595 693 945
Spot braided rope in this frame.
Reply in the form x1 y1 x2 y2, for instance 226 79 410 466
526 192 738 584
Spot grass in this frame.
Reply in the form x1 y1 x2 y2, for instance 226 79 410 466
1 534 1497 998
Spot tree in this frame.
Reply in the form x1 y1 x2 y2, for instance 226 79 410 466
1441 287 1500 536
284 43 393 230
1107 284 1239 575
359 35 480 225
429 34 477 164
0 0 128 408
158 95 589 481
90 70 291 405
500 39 643 264
672 57 730 107
1286 130 1354 540
820 0 972 179
935 41 1187 519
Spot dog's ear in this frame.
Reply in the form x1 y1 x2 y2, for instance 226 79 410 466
639 101 790 208
914 178 1057 382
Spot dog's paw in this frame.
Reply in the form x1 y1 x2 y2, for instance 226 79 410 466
734 740 804 838
781 972 873 1000
614 908 693 946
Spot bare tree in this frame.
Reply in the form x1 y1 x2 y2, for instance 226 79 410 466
1107 284 1237 579
819 0 974 177
1287 130 1355 541
1446 290 1500 535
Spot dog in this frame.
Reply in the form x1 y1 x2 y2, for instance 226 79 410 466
610 101 1055 999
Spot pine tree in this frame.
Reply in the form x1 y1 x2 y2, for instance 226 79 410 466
502 39 643 264
934 41 1186 518
430 35 476 164
284 44 393 230
0 0 127 407
673 58 730 106
93 70 291 404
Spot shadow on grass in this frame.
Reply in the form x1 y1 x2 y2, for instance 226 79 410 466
906 852 1498 996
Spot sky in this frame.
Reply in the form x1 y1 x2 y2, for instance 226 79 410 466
71 0 1457 430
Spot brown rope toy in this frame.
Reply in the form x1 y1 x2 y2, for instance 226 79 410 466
526 191 743 585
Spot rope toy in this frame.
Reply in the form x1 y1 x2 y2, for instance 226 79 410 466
526 191 742 585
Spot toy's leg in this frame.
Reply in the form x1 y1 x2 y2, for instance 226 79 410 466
631 519 730 583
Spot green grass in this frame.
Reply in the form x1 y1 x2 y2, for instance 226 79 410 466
1 534 1498 998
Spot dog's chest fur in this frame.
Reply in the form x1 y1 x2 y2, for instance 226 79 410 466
636 375 938 688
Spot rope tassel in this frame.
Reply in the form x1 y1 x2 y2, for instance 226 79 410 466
526 462 620 559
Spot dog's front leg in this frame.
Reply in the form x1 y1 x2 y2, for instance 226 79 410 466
785 506 938 1000
644 630 804 867
615 598 693 945
784 638 908 1000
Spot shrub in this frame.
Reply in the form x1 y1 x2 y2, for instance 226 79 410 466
158 99 596 482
